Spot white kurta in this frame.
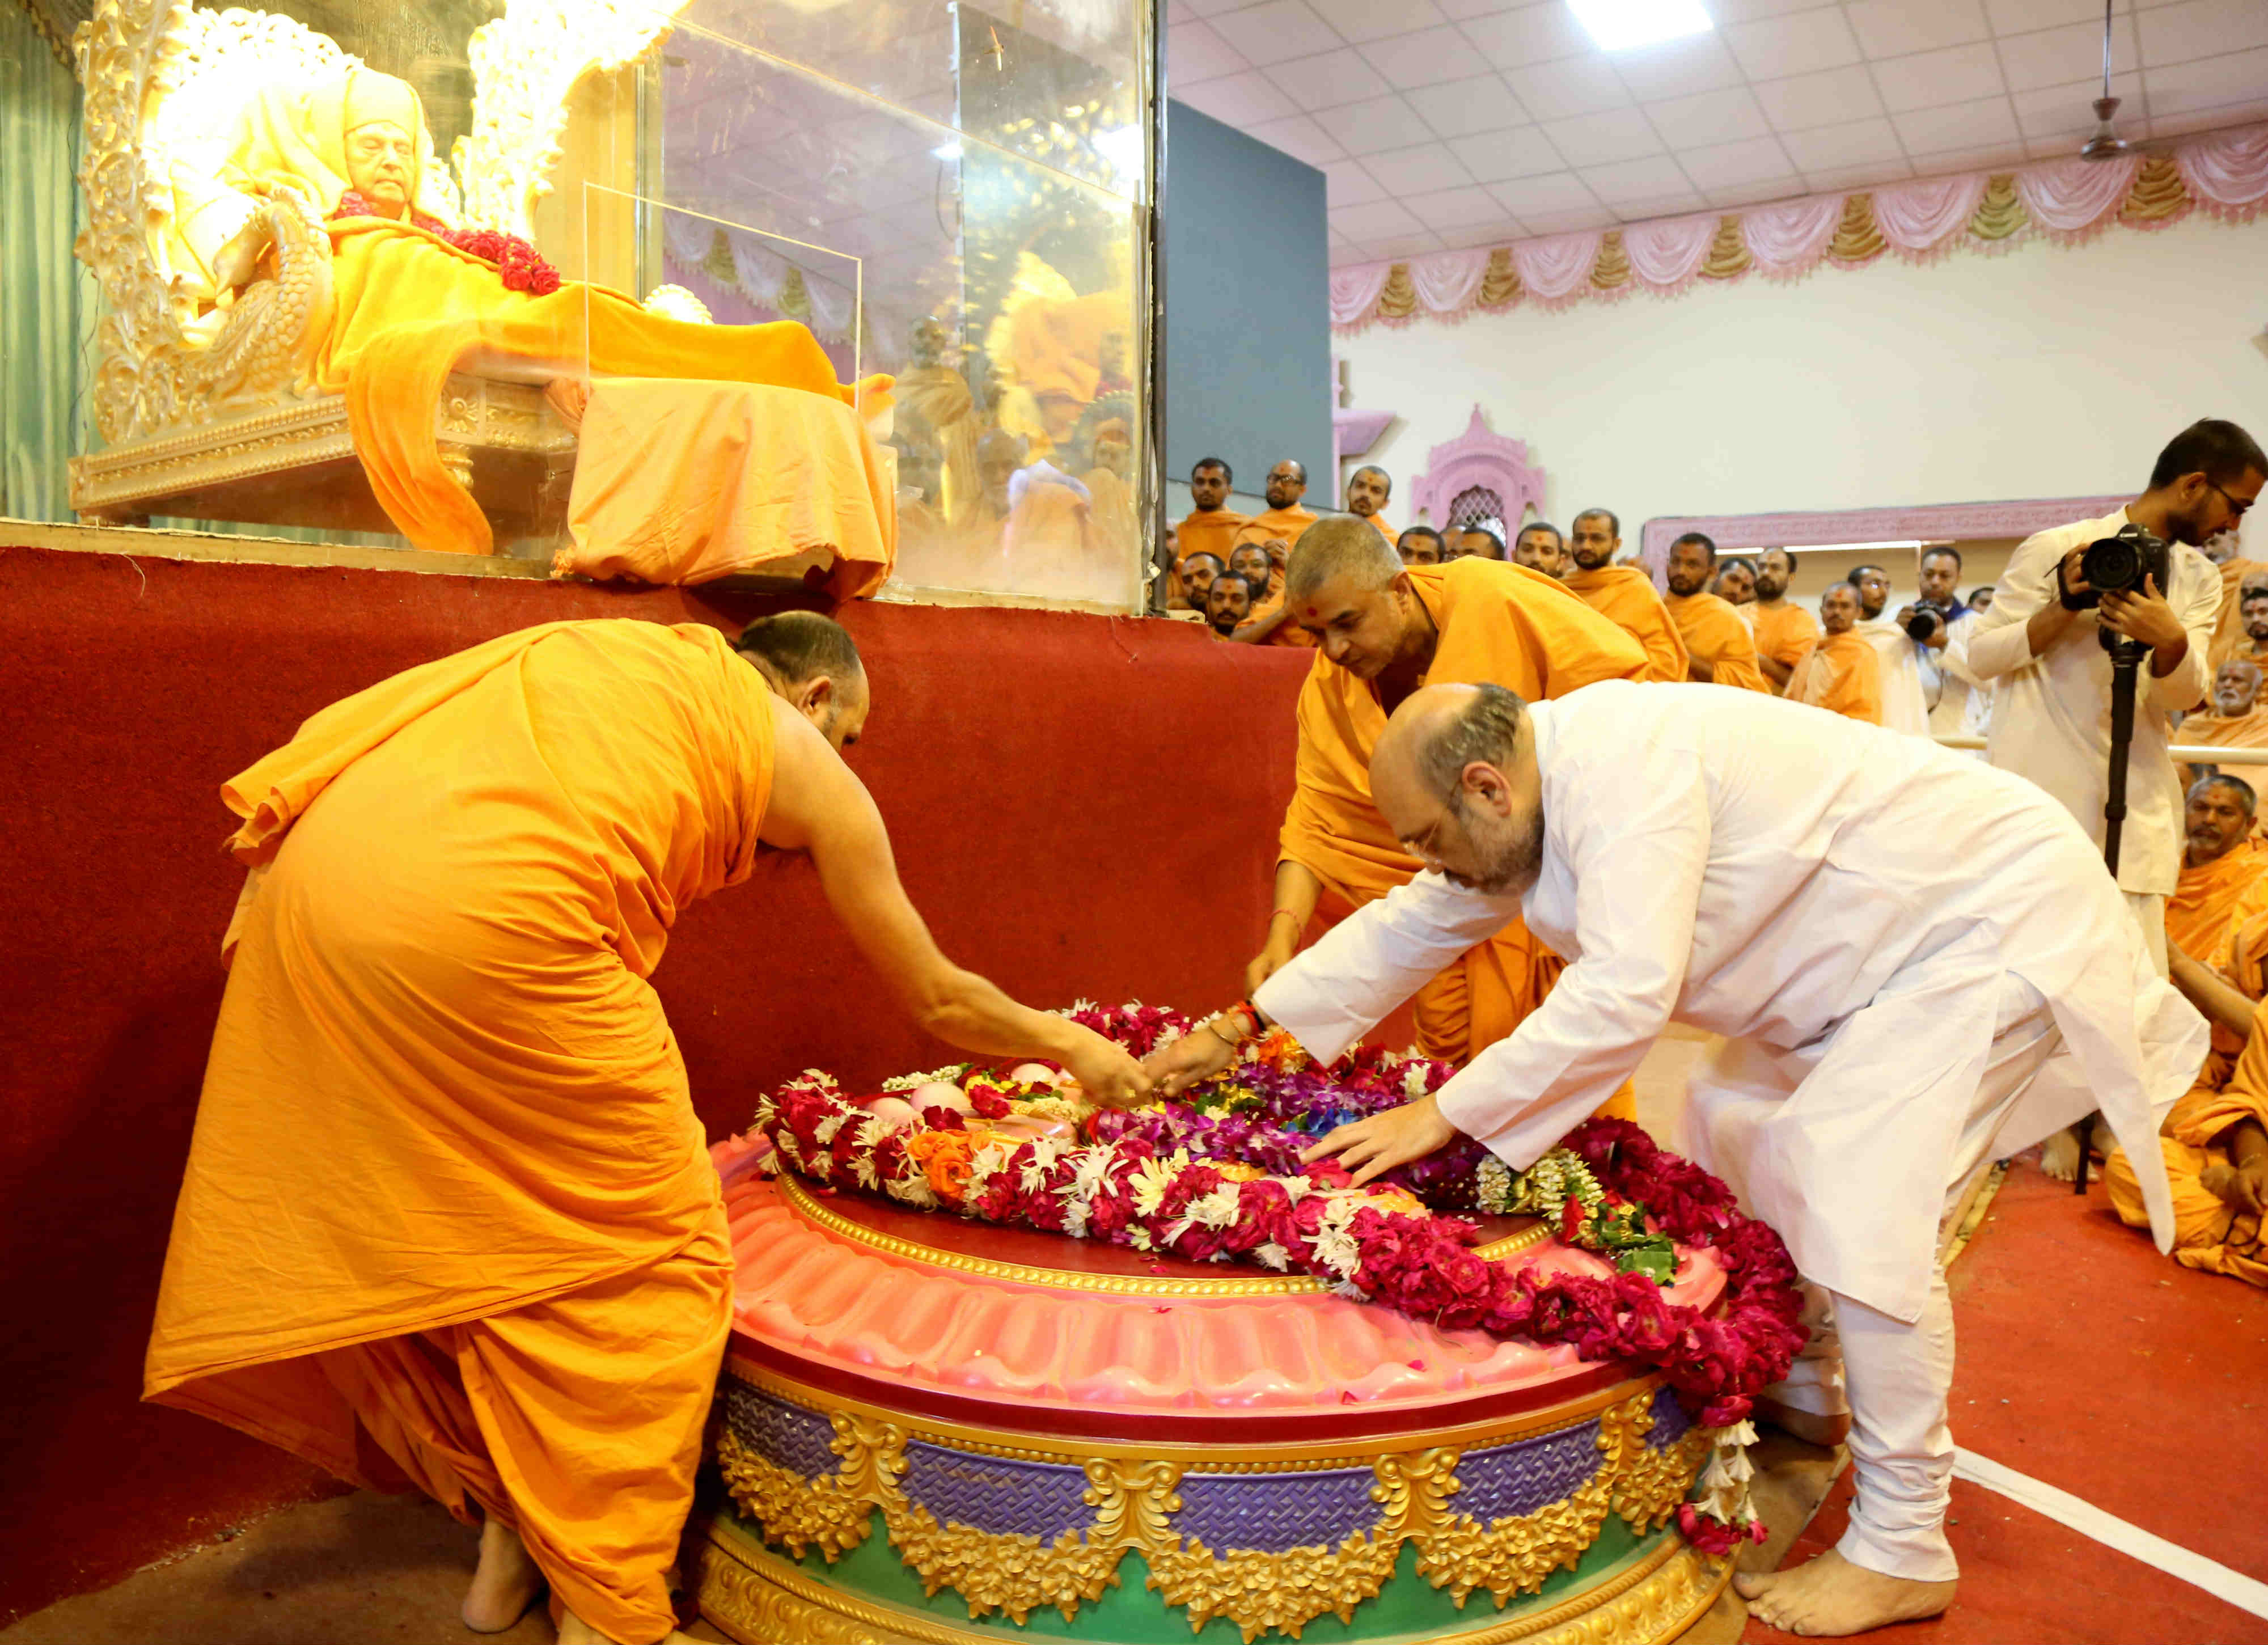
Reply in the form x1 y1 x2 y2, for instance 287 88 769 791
1965 509 2219 897
1855 614 1931 735
1253 682 2202 1325
1919 607 1979 737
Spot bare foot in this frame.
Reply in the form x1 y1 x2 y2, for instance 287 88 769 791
2201 1157 2237 1204
1736 1549 1954 1636
556 1609 701 1645
461 1517 543 1633
2039 1128 2081 1182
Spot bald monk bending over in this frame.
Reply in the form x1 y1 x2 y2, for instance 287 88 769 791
1664 532 1771 691
1561 508 1688 682
1345 464 1397 542
1243 517 1646 1077
144 614 1150 1645
2167 775 2268 964
1143 680 2200 1636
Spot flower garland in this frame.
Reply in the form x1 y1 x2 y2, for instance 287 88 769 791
331 193 562 295
753 1016 1808 1552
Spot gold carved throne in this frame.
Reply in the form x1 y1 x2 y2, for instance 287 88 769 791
66 0 682 549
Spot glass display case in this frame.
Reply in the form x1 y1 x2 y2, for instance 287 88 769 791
65 0 1156 608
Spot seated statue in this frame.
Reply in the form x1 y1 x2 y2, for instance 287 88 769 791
162 66 890 556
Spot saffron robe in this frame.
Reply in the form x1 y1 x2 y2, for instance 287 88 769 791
2165 840 2268 966
1664 590 1772 692
1238 589 1319 648
1279 557 1646 1073
1784 631 1884 724
1750 601 1821 676
1235 505 1319 548
1562 565 1689 683
145 619 775 1644
1177 507 1249 565
2206 558 2268 669
2176 706 2268 787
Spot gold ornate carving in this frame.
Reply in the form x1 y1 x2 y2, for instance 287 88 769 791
1969 174 2026 242
1590 230 1631 289
1826 194 1886 262
451 0 692 240
715 1414 904 1562
1479 247 1521 308
699 1518 1733 1645
2121 153 2190 225
1613 1411 1715 1537
1700 215 1751 280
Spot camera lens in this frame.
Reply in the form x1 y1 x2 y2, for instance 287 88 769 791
2083 538 2141 593
1903 610 1938 642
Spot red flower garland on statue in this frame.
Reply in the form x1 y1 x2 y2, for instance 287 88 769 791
330 194 562 295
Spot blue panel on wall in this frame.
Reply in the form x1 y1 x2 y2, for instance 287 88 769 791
1161 99 1332 499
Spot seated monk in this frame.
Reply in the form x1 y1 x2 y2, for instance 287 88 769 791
1397 526 1444 566
1344 466 1397 542
1663 532 1771 691
2167 775 2268 962
1560 509 1687 682
143 613 1149 1645
1175 549 1225 613
1230 539 1316 648
2104 927 2268 1288
1235 459 1319 549
1784 583 1884 724
167 67 888 557
2179 661 2268 787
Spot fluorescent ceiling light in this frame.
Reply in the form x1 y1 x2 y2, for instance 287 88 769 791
1567 0 1712 52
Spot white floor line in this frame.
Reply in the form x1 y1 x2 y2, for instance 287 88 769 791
1953 1448 2268 1620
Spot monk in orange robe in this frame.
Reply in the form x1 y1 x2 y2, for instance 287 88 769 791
1236 458 1321 548
1346 465 1397 543
1178 456 1248 563
1229 539 1317 648
143 614 1148 1645
1784 583 1883 724
171 69 890 559
2166 774 2268 964
2180 661 2268 786
1560 509 1688 683
1245 520 1643 1109
1664 533 1772 691
2204 553 2268 669
2105 912 2268 1287
1748 549 1821 692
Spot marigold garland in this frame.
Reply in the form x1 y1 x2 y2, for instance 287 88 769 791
750 1001 1806 1551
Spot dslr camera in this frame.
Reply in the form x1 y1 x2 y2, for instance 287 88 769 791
2058 522 2172 610
1902 603 1948 642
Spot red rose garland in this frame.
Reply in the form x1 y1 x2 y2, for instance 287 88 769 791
330 194 562 295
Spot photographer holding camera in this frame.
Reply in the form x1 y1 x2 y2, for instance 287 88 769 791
1967 420 2264 985
1893 547 1982 738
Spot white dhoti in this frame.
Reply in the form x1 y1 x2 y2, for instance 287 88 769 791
1685 971 2072 1581
2125 890 2169 976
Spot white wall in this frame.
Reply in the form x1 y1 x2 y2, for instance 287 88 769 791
1338 213 2268 559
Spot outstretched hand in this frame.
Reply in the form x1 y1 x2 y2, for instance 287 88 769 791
1298 1094 1458 1187
1140 1024 1235 1100
1058 1027 1154 1110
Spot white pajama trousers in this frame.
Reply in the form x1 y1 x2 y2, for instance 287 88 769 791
1723 975 2070 1584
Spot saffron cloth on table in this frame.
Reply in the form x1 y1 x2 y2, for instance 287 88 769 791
1750 601 1821 676
1664 590 1772 691
1563 565 1690 683
1280 557 1645 1086
554 379 894 597
2165 839 2268 966
1784 632 1884 724
145 619 777 1643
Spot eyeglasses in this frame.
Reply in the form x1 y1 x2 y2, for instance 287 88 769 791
1403 796 1462 869
2207 480 2253 521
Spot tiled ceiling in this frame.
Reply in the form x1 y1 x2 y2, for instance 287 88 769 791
1165 0 2268 265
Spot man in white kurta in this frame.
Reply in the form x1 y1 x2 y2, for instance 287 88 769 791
1850 564 1931 735
1142 680 2201 1638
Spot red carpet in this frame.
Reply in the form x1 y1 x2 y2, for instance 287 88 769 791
1743 1155 2268 1643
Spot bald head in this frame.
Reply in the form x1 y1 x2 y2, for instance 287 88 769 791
735 611 870 751
2187 771 2258 866
1287 514 1405 603
1370 683 1542 896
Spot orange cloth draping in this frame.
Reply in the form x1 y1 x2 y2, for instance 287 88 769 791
1177 508 1249 564
1562 565 1689 683
1238 591 1319 648
2177 707 2268 788
2166 840 2268 966
1236 506 1319 547
1664 590 1772 691
314 220 891 557
1363 515 1398 542
1750 601 1822 673
146 619 775 1642
1783 632 1883 724
552 379 894 596
1279 557 1645 1095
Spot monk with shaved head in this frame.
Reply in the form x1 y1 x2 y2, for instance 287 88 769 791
1235 515 1645 1077
1143 675 2203 1639
1345 465 1397 542
1563 508 1689 682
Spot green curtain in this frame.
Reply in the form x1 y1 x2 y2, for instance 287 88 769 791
0 0 94 523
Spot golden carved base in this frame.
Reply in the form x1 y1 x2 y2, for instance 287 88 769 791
696 1520 1733 1645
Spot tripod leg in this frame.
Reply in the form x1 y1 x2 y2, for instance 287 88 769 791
2071 1119 2092 1194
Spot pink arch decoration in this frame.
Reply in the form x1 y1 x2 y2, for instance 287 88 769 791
1408 407 1547 536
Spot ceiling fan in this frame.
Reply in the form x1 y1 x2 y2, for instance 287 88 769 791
2075 0 2184 161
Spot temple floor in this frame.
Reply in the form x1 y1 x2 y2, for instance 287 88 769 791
6 1029 2262 1645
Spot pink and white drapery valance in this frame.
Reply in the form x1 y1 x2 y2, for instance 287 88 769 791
1335 121 2268 333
